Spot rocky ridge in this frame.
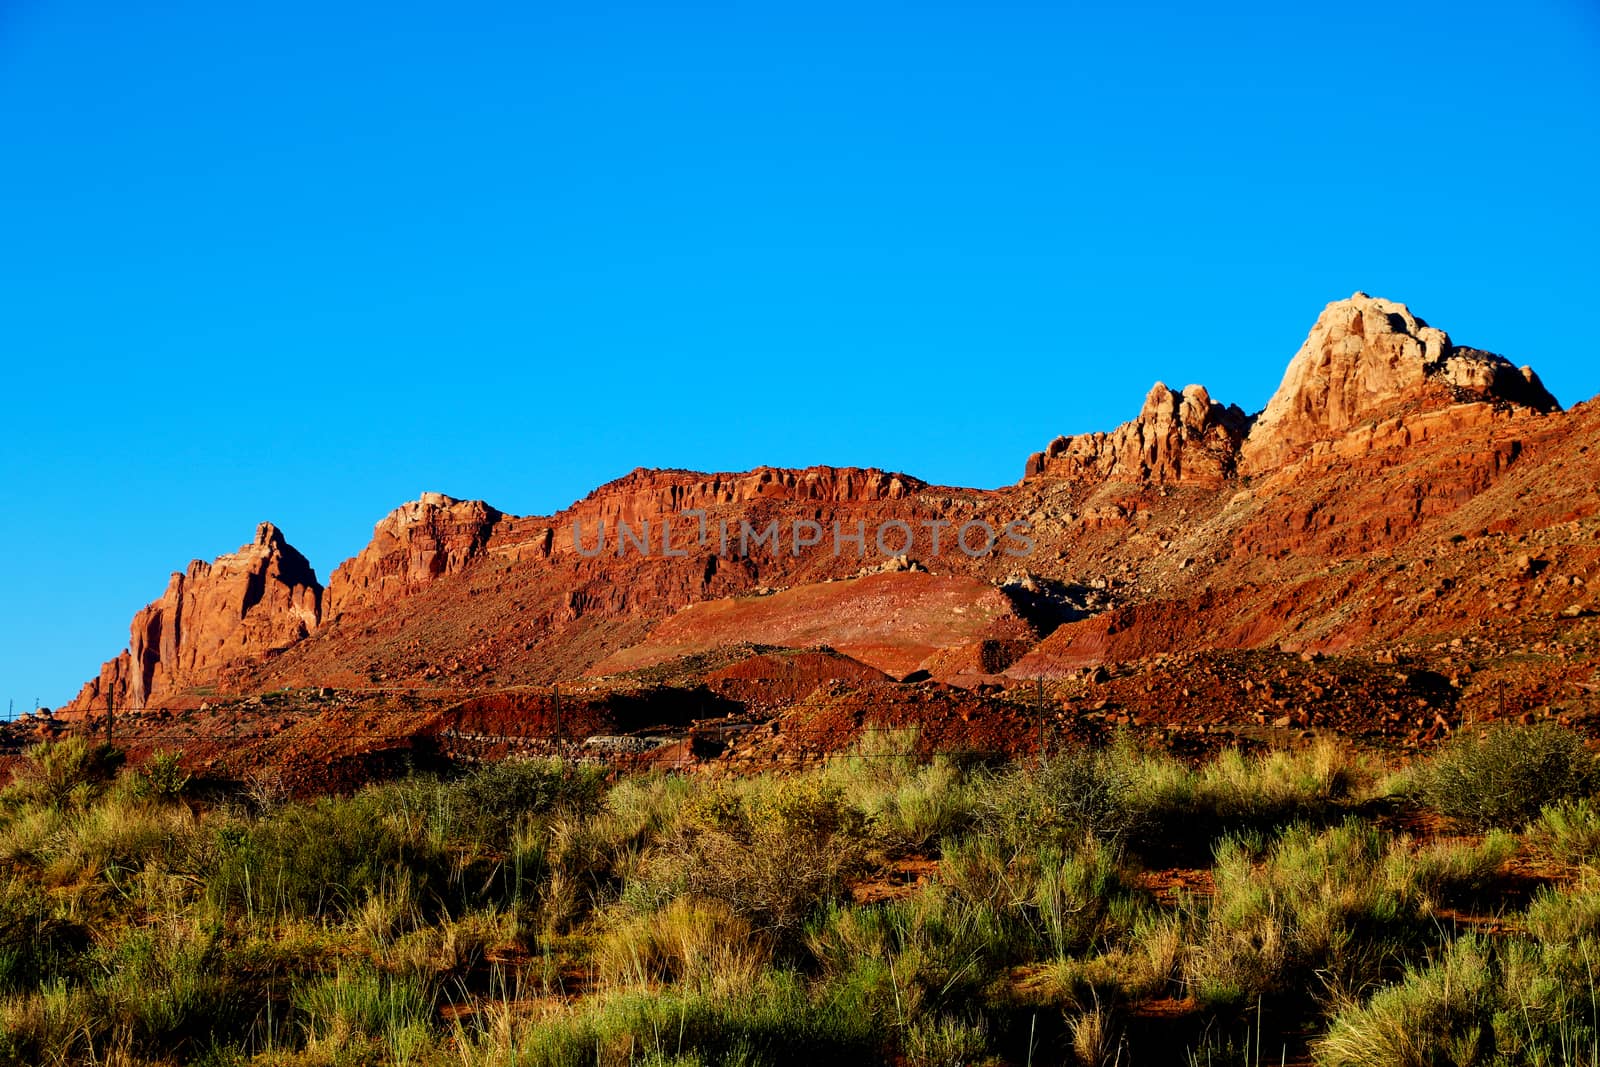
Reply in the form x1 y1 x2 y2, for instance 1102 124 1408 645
52 293 1597 774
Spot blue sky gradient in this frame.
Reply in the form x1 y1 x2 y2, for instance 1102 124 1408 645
3 0 1598 710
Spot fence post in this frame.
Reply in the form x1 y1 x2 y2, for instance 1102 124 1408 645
1037 676 1047 766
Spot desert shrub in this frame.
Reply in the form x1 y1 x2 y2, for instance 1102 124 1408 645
1414 723 1596 830
0 977 101 1065
597 895 771 993
0 801 66 869
1067 1004 1121 1067
443 757 607 843
669 777 869 941
905 1013 995 1067
982 747 1138 851
1315 933 1600 1067
1037 909 1186 1009
59 793 204 886
293 961 435 1061
132 749 192 802
445 773 695 930
495 970 884 1067
1199 741 1366 813
0 878 89 991
605 773 696 845
1187 820 1421 1010
84 914 248 1059
808 888 1015 1022
6 737 123 810
1129 741 1368 858
1532 797 1600 866
824 727 979 851
1402 830 1518 909
1525 874 1600 944
208 790 447 922
937 834 1137 960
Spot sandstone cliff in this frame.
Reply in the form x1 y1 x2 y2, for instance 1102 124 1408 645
567 465 927 522
324 493 507 618
1240 293 1558 473
67 523 321 714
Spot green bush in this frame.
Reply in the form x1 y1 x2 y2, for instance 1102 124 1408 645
293 961 435 1060
597 895 771 993
90 918 247 1058
1187 820 1421 1011
1403 831 1517 909
7 737 123 809
208 791 447 922
1532 797 1600 866
133 749 192 802
905 1013 995 1067
939 835 1136 960
1414 723 1596 831
1128 741 1368 859
0 878 89 991
1524 875 1600 944
494 970 885 1067
670 778 869 941
825 731 977 852
443 757 607 843
808 889 1013 1018
982 747 1138 851
1315 934 1600 1067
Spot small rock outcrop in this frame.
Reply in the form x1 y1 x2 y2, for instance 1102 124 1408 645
68 523 322 714
1024 382 1251 487
324 493 506 617
1241 293 1558 473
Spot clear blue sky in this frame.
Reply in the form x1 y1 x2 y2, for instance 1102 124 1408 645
2 0 1597 712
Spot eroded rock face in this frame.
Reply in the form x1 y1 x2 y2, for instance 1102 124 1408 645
1024 382 1251 487
59 293 1578 718
555 466 925 545
67 523 321 714
1241 293 1558 473
324 493 506 617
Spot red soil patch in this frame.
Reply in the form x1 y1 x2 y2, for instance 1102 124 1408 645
590 572 1038 679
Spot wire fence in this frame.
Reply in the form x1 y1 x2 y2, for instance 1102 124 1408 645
1 684 1075 771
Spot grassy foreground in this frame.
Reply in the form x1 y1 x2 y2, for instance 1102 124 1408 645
3 725 1600 1066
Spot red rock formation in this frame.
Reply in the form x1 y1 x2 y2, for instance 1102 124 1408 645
549 466 929 560
1024 383 1250 487
60 293 1591 748
324 493 507 618
67 523 321 714
569 465 925 519
1240 292 1557 473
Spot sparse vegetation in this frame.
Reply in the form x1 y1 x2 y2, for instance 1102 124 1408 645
1413 722 1597 830
0 725 1596 1064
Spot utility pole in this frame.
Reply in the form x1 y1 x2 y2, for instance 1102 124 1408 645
552 684 562 740
106 692 115 748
